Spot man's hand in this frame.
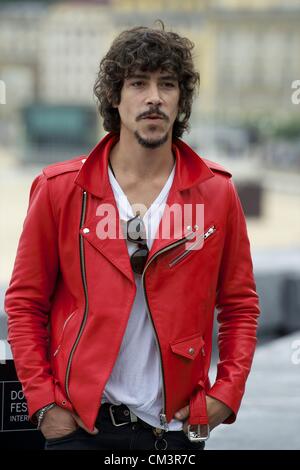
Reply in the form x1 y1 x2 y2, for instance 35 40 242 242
40 405 99 440
174 395 232 434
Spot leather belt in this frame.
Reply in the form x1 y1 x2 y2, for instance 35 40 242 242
102 403 167 450
102 403 155 431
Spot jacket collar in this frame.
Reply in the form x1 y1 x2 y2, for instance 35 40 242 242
74 132 215 198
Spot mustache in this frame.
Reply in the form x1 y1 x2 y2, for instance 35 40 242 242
136 109 169 121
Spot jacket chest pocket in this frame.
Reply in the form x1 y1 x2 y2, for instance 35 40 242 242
170 333 205 361
168 225 216 268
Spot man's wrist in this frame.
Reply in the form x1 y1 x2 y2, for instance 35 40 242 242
35 403 56 430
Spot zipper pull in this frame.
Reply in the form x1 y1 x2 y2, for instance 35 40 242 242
204 226 216 239
160 411 169 432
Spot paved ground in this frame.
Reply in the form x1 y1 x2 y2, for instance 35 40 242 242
205 331 300 450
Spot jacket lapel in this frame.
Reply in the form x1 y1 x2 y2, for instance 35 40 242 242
80 196 135 284
147 141 214 259
75 132 215 278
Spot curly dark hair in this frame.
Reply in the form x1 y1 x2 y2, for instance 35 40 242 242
94 21 200 138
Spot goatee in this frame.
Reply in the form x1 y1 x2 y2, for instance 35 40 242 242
134 131 168 149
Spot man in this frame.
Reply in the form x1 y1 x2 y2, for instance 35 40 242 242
5 23 260 450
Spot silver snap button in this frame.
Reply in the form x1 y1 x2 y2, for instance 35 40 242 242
61 400 66 406
83 228 90 234
186 225 192 231
194 224 199 230
124 410 129 416
188 347 195 355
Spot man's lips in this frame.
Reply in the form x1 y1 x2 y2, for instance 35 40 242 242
143 115 164 120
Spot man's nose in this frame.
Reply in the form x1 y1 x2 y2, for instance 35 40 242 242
145 84 162 105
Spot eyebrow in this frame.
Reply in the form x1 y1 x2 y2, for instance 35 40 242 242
127 74 177 82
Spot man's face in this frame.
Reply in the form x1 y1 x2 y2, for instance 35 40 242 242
114 69 180 149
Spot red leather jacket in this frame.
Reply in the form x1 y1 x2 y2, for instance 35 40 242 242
5 132 260 432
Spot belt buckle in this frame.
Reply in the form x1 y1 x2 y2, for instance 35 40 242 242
187 424 210 442
109 404 129 427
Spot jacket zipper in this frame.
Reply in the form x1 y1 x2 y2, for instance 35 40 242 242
65 190 88 401
53 311 76 357
141 233 196 431
169 225 216 268
141 227 215 428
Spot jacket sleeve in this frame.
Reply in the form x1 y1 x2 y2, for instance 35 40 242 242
206 177 260 423
4 174 59 420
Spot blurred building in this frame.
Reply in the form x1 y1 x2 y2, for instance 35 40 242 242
0 1 299 120
0 2 115 106
0 0 299 162
112 0 300 120
0 2 46 108
38 3 115 105
0 3 47 146
212 7 300 118
0 2 116 153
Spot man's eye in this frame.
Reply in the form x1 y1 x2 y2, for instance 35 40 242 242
132 81 144 87
163 82 175 88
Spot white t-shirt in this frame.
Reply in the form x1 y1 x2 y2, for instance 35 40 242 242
101 162 182 431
